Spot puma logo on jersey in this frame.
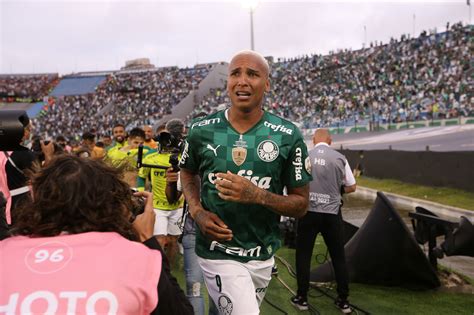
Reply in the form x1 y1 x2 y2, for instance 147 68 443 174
208 170 271 190
206 144 220 157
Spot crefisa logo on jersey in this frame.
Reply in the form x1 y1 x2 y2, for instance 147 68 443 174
293 147 303 180
263 121 293 135
208 170 271 190
178 140 189 166
257 140 279 162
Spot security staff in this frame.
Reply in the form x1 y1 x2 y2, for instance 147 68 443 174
292 128 356 314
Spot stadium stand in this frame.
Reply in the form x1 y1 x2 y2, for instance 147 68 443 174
1 22 471 140
186 87 229 122
33 66 210 138
190 24 472 130
50 76 107 96
0 73 58 102
264 22 472 129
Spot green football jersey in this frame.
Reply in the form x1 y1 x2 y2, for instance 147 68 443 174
179 109 312 262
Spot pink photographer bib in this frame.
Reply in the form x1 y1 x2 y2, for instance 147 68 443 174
0 232 161 314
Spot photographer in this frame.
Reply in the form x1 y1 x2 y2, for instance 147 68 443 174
137 118 185 267
1 114 54 228
1 155 193 314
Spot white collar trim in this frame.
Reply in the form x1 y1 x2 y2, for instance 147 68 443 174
314 142 330 147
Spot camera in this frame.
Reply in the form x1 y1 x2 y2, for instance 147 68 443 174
130 188 146 217
136 119 185 172
0 110 29 151
155 131 183 151
31 137 61 162
155 131 183 172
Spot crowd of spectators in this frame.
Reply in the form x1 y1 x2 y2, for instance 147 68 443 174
33 66 209 138
109 66 208 129
3 22 472 137
265 22 473 129
186 87 229 123
0 74 58 102
188 24 472 129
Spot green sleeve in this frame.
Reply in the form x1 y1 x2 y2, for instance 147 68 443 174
178 125 200 172
282 128 313 188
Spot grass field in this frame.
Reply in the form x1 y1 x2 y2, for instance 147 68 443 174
171 235 474 315
356 176 474 211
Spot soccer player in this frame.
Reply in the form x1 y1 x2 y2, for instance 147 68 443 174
101 134 113 149
106 127 147 187
179 50 312 314
143 125 158 150
109 123 127 150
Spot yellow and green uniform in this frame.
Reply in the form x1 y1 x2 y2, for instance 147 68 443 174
137 151 183 210
106 140 128 152
144 139 158 150
107 146 153 187
106 146 151 170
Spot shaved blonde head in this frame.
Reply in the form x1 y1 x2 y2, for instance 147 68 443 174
313 128 332 145
229 50 270 78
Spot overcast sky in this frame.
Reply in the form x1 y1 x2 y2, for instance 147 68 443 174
0 0 471 74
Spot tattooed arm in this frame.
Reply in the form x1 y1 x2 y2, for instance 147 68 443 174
215 171 309 218
179 168 202 218
180 168 233 241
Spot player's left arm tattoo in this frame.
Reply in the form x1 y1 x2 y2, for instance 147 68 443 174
242 185 255 201
215 171 309 218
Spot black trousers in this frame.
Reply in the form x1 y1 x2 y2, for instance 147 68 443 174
295 210 349 300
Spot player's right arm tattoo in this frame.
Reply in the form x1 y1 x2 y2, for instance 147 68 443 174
180 168 205 218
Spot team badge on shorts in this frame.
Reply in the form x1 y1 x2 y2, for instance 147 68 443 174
257 140 279 162
218 294 234 315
